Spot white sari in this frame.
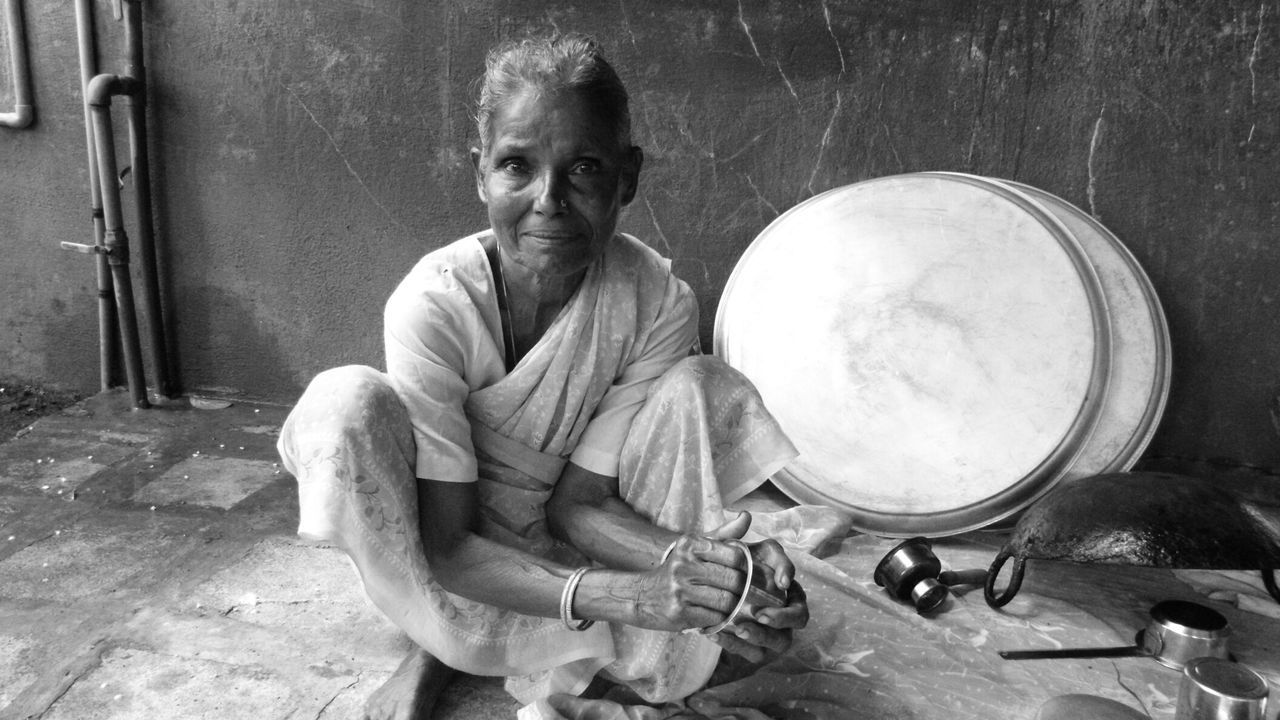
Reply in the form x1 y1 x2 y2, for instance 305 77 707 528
277 233 798 710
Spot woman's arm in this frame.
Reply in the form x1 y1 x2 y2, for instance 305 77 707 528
546 462 811 661
544 462 682 571
418 475 746 632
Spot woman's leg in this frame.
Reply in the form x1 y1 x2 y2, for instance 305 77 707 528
277 366 454 720
618 354 798 533
596 356 799 702
281 365 615 715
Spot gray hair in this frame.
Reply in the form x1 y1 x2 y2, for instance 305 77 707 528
475 33 632 154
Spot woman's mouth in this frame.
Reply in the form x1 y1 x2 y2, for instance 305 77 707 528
523 230 581 243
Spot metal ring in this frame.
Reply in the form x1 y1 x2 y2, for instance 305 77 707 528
700 540 754 636
659 538 680 566
560 567 594 631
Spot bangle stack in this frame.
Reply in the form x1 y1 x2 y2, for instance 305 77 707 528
560 567 594 631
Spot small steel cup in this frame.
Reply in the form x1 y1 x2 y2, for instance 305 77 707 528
1175 657 1268 720
873 537 948 614
1143 599 1232 670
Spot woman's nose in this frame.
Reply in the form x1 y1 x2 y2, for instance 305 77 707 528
533 171 569 215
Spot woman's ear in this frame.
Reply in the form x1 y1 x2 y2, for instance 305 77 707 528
470 147 488 202
620 145 643 205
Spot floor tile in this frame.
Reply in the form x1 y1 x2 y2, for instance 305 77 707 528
132 456 278 509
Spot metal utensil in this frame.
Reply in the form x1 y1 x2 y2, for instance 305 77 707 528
1176 657 1268 720
874 537 988 614
999 600 1231 670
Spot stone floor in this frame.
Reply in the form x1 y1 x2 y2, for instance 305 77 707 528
0 389 517 720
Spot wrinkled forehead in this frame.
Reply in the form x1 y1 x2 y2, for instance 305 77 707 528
482 85 629 156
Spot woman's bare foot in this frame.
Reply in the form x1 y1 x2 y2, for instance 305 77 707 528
362 647 455 720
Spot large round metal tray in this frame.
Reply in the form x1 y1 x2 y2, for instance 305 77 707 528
982 177 1170 479
715 173 1116 536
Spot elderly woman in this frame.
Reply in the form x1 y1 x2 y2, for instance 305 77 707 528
278 33 808 720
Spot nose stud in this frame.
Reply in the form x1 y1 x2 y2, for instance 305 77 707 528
559 199 568 208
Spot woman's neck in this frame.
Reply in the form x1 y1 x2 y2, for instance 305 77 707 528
501 258 584 313
497 251 586 359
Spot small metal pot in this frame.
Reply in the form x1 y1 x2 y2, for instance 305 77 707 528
1140 599 1232 670
1175 657 1268 720
874 537 988 614
999 599 1232 668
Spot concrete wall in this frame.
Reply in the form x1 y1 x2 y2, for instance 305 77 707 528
2 0 1278 471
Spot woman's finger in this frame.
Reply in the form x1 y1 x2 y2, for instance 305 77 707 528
727 619 793 655
676 581 742 616
706 510 751 542
754 581 809 630
709 627 768 664
670 535 748 581
749 539 795 591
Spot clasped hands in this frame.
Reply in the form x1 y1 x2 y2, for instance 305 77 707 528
648 511 809 663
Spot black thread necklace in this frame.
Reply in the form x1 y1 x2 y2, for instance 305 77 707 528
484 237 518 373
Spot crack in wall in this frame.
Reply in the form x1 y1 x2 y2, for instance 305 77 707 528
617 0 638 48
744 174 778 216
737 0 765 67
807 89 842 195
734 3 801 106
776 59 799 103
1249 3 1264 106
717 130 767 165
1246 2 1265 145
821 0 846 75
1086 104 1105 220
642 195 674 258
282 83 408 231
882 122 904 172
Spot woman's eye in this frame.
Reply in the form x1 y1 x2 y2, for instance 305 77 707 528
499 159 529 174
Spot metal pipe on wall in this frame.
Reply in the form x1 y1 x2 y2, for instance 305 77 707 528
62 0 173 408
120 0 172 399
85 73 149 409
1 0 33 128
73 0 120 391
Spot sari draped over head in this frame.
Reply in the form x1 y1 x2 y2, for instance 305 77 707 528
277 232 799 713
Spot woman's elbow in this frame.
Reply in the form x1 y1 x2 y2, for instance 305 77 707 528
420 527 479 595
545 493 576 543
548 463 622 545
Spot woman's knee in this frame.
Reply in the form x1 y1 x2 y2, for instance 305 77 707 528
649 355 752 403
305 365 394 401
288 365 408 435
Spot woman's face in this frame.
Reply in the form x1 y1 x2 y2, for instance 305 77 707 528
473 89 641 281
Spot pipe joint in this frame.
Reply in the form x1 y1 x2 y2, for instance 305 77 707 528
87 74 123 106
102 230 130 265
0 104 32 128
86 73 141 106
4 0 33 128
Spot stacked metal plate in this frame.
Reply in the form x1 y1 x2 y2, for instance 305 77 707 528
714 172 1170 537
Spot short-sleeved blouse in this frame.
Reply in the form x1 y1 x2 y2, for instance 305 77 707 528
383 231 698 483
